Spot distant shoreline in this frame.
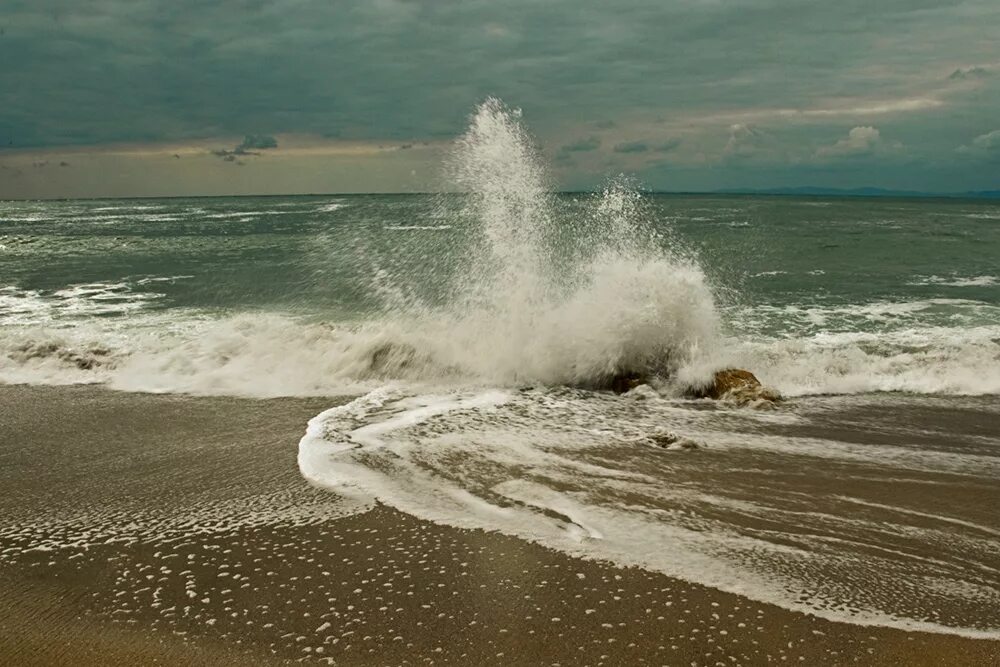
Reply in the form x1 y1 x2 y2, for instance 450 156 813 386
3 189 1000 203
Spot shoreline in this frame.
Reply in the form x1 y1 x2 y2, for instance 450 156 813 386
1 384 998 665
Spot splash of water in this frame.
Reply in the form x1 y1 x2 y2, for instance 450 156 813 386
384 98 720 388
0 98 723 395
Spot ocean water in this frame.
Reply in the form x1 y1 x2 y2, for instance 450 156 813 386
2 100 999 638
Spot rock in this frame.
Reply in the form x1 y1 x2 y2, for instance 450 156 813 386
687 368 781 405
367 341 419 374
625 384 659 400
693 368 760 399
649 432 699 450
606 371 648 394
12 341 112 371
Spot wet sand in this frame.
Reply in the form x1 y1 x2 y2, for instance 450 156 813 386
1 385 997 665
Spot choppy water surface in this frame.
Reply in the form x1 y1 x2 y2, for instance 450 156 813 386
2 100 999 637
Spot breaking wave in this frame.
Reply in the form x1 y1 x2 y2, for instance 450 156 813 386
2 98 723 396
3 101 999 399
296 99 1000 640
2 305 998 398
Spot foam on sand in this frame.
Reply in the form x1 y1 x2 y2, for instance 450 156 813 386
299 386 1000 639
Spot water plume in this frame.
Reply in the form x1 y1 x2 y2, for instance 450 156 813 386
400 98 720 388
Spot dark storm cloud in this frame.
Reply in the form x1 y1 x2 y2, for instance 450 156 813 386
1 0 999 191
212 133 278 161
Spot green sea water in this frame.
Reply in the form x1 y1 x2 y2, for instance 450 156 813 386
2 193 999 395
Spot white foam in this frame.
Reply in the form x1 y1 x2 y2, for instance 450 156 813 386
909 275 1000 287
107 315 390 397
298 387 1000 639
202 210 294 219
16 305 993 400
91 205 162 212
726 324 1000 396
383 225 452 231
316 202 346 213
134 275 195 285
0 282 163 327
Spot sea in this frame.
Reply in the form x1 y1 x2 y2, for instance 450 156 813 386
2 100 999 639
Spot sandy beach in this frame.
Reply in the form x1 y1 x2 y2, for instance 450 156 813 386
0 384 996 666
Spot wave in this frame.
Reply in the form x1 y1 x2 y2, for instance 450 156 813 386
316 202 347 213
732 298 1000 336
383 224 452 231
1 100 997 400
729 324 1000 396
298 386 1000 638
2 305 998 398
202 210 296 219
0 282 164 327
910 275 1000 287
90 205 163 212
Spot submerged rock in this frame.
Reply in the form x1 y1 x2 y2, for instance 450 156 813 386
649 432 700 450
367 341 419 374
12 341 112 371
624 383 659 400
687 368 781 406
607 371 648 394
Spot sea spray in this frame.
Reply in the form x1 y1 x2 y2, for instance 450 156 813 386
412 98 720 387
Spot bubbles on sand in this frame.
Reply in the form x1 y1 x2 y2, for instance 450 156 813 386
299 385 1000 639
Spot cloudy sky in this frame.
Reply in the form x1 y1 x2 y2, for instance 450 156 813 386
1 0 998 198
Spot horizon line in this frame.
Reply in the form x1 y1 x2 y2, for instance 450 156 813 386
2 187 999 204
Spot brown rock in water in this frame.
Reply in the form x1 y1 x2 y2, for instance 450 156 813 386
649 432 700 450
688 368 781 405
698 368 760 399
368 341 419 374
608 371 647 394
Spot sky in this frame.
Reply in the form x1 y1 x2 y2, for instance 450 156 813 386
1 0 999 198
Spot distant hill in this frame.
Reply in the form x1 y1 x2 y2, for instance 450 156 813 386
707 186 1000 200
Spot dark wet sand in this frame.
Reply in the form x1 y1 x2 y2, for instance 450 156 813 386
1 385 997 666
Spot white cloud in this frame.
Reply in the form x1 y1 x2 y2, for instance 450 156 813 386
957 129 1000 157
723 123 762 159
815 126 889 159
972 129 1000 150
